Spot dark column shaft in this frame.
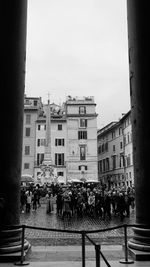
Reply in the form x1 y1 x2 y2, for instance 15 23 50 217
0 1 29 255
127 1 150 250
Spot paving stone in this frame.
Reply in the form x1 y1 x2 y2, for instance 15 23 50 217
20 202 135 245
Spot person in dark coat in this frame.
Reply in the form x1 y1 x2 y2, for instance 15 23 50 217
103 192 111 220
117 193 125 221
124 192 131 217
56 190 63 216
62 192 72 219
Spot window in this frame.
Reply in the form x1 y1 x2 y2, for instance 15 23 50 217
25 146 30 155
24 163 29 169
80 119 87 128
55 153 64 166
25 99 30 105
127 154 131 166
98 145 101 154
38 125 41 130
119 127 122 135
124 136 126 145
120 141 123 149
34 100 38 106
112 155 116 169
79 106 86 114
106 158 110 171
55 138 65 146
78 131 87 139
78 165 87 170
57 172 64 176
37 139 40 146
127 133 130 143
103 159 106 172
44 125 46 130
80 146 86 160
25 127 30 137
58 124 62 130
37 153 44 166
105 142 108 152
112 130 115 139
113 145 115 152
26 114 31 124
41 139 46 146
37 138 46 147
98 160 102 173
120 154 124 168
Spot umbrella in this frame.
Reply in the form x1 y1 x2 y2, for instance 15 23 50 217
21 174 34 183
85 179 99 183
69 178 83 183
57 176 65 184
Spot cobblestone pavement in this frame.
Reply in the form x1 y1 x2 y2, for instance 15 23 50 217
20 200 136 245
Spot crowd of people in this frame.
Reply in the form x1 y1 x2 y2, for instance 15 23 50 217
45 182 135 222
20 182 135 222
20 186 41 213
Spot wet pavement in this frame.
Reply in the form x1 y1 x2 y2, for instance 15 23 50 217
20 199 136 245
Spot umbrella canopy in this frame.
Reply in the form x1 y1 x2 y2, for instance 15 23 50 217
57 176 65 184
21 174 34 183
69 178 83 183
85 179 99 183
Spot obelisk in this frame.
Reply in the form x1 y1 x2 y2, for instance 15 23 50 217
41 99 54 183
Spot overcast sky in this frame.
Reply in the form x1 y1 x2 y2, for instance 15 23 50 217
25 0 131 129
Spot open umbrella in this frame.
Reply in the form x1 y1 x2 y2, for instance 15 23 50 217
57 176 65 184
21 174 34 183
85 179 99 183
69 178 83 184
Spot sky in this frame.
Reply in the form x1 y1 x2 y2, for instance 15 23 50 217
25 0 131 129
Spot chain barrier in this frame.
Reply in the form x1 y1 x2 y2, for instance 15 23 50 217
0 223 145 266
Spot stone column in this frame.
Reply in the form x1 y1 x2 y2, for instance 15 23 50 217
0 1 29 254
127 1 150 253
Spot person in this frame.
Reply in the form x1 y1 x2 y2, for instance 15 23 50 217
117 192 125 222
88 191 95 217
62 192 72 219
20 189 27 213
32 189 38 211
103 192 111 220
56 190 63 216
124 192 131 217
49 193 55 213
26 190 32 213
36 187 41 207
111 191 118 215
46 191 51 214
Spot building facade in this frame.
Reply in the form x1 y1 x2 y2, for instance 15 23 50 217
97 111 134 190
22 95 98 184
65 96 98 181
22 96 43 178
120 111 134 188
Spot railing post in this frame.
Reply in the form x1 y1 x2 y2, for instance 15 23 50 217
95 244 100 267
14 225 29 266
82 231 86 267
119 224 134 264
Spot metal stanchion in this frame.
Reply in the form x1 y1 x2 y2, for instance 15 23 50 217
95 244 100 267
119 224 134 264
14 225 29 266
82 231 86 267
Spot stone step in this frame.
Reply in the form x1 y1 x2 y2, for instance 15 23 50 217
25 245 126 262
